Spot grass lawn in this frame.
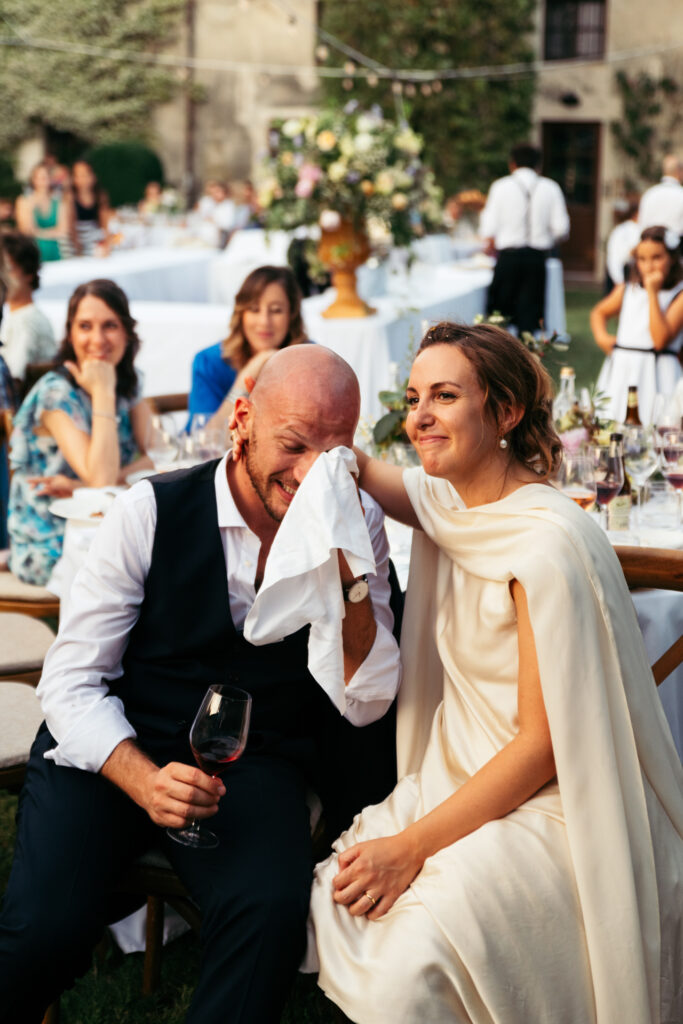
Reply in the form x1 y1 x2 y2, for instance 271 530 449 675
0 288 603 1023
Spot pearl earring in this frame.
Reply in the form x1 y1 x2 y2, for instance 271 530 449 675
499 437 508 449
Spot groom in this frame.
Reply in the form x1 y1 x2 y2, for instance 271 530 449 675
0 346 401 1023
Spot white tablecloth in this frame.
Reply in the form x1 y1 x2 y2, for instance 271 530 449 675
36 247 218 304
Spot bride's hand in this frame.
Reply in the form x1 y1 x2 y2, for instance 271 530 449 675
331 834 423 920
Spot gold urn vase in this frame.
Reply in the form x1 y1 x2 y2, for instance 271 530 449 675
318 218 376 319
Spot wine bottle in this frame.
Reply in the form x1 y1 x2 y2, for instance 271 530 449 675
624 386 642 426
607 432 632 530
553 366 576 428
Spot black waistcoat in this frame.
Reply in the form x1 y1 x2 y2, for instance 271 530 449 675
112 460 339 775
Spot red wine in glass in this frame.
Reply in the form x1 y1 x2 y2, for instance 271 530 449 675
596 481 620 505
167 684 252 849
664 472 683 491
191 737 244 777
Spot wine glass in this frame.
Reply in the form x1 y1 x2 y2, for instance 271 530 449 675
622 425 659 523
145 414 180 471
167 684 252 850
590 444 624 528
556 455 597 511
653 393 682 437
188 415 226 462
659 430 683 520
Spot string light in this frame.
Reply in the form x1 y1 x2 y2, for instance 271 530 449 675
343 60 356 75
315 44 329 61
367 73 378 87
342 77 354 90
391 80 403 94
420 82 432 96
405 82 416 97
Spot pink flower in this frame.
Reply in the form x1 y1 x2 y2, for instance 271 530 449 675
559 427 589 454
295 163 322 199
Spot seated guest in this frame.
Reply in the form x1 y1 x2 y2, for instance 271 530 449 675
188 265 308 427
8 278 152 585
138 180 163 217
0 232 56 387
0 345 401 1024
303 322 683 1023
0 275 18 550
70 160 111 256
15 161 70 262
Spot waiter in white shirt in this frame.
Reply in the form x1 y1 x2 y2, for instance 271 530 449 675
638 153 683 241
0 346 401 1024
480 143 570 334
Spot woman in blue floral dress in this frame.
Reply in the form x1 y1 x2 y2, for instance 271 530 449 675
8 279 152 585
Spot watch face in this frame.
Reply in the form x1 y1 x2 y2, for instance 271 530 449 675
346 578 369 603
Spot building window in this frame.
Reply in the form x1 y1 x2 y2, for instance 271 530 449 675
545 0 606 60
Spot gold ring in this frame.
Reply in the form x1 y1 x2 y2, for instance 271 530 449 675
363 890 377 906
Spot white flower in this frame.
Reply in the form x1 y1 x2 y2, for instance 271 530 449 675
664 228 680 250
357 113 382 133
375 170 394 195
394 129 422 155
281 118 303 138
354 132 374 154
340 134 356 158
328 160 347 183
319 210 342 230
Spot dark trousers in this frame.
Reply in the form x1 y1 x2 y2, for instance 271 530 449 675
0 727 314 1024
487 246 547 334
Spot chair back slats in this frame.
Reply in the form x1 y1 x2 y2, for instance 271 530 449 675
149 393 189 414
615 546 683 687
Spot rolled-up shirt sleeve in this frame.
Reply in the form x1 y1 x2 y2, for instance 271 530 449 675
38 483 157 773
343 493 402 726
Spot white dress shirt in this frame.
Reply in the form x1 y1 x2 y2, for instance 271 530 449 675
0 302 56 380
479 168 570 251
638 177 683 235
606 218 640 285
37 456 401 773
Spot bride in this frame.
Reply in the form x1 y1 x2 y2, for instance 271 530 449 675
303 322 683 1024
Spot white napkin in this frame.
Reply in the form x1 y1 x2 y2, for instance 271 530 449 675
243 446 376 714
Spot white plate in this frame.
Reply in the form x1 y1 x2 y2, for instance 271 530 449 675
49 488 122 525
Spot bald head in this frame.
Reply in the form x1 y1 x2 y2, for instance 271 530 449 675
250 345 361 429
663 154 682 180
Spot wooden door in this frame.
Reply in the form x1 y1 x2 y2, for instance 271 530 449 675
542 121 601 273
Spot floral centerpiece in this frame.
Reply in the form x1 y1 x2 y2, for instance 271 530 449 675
258 105 443 317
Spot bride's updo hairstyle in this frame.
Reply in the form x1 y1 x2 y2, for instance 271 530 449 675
417 321 562 480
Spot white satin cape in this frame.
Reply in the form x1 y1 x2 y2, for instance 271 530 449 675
305 472 683 1024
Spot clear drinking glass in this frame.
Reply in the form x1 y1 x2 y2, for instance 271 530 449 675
659 430 683 520
145 414 180 471
167 684 252 850
622 425 659 523
556 455 597 511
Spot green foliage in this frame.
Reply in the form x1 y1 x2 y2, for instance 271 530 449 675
319 0 536 196
0 0 183 153
0 155 22 201
611 71 683 188
84 141 165 206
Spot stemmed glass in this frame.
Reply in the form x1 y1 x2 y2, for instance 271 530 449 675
652 393 682 436
188 414 226 462
590 444 624 528
622 425 659 524
659 430 683 519
167 684 252 850
145 414 180 471
555 455 597 511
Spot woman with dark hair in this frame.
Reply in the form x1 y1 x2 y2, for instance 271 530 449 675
69 160 111 256
8 279 152 584
188 264 308 427
303 323 683 1023
15 162 70 263
591 223 683 423
0 232 56 384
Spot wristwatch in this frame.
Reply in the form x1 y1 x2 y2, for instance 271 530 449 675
341 574 370 603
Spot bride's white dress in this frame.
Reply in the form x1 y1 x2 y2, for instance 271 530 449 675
304 471 683 1024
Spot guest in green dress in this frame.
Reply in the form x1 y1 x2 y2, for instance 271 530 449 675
16 162 70 262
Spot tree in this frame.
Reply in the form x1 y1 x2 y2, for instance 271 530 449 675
319 0 536 196
611 70 683 190
0 0 184 153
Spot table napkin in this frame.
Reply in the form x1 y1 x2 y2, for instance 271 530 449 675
243 446 376 714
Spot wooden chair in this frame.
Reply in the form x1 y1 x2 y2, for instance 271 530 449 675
148 393 189 415
615 545 683 685
0 613 55 684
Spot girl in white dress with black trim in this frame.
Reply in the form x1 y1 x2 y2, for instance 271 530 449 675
591 224 683 424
